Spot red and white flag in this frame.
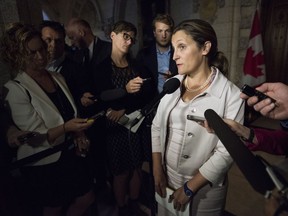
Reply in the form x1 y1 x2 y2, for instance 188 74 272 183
242 8 266 87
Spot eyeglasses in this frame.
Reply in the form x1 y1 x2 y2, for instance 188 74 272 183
123 32 136 44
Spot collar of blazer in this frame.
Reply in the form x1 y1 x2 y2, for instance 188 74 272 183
15 71 77 117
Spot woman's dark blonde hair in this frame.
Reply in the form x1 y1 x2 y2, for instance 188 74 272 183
173 19 229 76
0 22 44 71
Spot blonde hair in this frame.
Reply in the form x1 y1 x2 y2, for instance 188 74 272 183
0 23 44 71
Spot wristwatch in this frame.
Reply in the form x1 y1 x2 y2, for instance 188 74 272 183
184 181 194 198
241 128 255 143
280 120 288 129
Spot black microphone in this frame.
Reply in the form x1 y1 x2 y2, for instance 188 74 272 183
204 109 275 195
143 77 181 116
130 78 181 128
89 88 126 102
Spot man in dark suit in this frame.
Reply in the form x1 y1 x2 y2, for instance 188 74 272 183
39 20 88 108
65 18 113 197
65 18 113 115
136 14 178 96
65 18 111 76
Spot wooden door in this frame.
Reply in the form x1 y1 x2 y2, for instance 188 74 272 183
261 0 288 84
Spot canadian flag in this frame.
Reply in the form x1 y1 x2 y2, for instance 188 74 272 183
242 8 266 87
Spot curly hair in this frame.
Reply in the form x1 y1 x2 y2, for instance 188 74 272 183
0 23 44 71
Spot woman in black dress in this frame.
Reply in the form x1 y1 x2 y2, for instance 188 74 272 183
90 21 152 216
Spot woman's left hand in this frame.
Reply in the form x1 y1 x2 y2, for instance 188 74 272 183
169 186 190 212
74 132 90 157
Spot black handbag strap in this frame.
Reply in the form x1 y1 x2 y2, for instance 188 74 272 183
3 142 68 171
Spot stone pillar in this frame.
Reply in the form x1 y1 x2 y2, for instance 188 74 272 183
0 0 19 35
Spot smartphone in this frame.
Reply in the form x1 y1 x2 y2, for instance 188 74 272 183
17 132 38 144
158 72 172 78
187 115 205 123
241 84 276 103
87 111 105 121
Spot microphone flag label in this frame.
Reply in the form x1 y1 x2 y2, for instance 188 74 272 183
242 8 266 87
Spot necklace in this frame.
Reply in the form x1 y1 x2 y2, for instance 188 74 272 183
185 71 213 93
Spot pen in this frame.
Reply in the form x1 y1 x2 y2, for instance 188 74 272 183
142 77 151 82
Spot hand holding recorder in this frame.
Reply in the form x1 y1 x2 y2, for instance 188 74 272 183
241 83 288 120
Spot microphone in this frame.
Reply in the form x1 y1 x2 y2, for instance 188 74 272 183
143 77 181 116
204 109 275 195
130 78 181 128
90 88 126 102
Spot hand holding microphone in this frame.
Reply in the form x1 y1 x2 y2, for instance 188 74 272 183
129 77 181 130
81 92 95 107
204 109 275 195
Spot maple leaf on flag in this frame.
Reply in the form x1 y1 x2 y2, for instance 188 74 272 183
243 46 265 77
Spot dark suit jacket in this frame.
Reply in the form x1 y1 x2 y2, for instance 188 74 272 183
51 55 90 116
89 38 112 90
57 55 89 112
69 37 111 67
136 42 178 95
90 37 112 67
66 37 112 114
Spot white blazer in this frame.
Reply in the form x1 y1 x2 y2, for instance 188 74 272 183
151 69 245 185
4 71 77 166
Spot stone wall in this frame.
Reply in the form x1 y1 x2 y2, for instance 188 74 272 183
0 0 259 90
170 0 258 86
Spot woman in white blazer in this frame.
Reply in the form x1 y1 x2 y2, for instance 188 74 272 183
152 19 245 216
1 23 95 216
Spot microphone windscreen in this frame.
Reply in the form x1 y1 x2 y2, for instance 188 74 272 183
163 78 181 94
100 88 126 101
204 109 275 195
